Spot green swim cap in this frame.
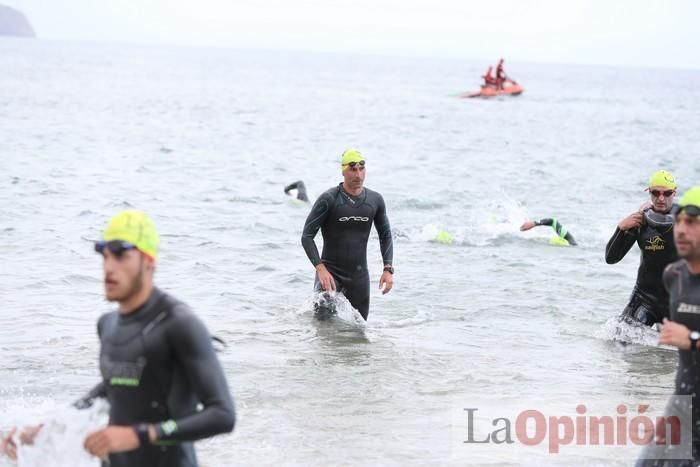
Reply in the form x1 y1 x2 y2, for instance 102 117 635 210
678 187 700 209
103 210 160 259
549 236 570 247
434 229 454 245
648 170 677 189
341 149 365 167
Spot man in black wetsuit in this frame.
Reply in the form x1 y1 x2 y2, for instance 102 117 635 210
301 149 394 321
636 187 700 466
606 170 679 327
520 217 577 246
1 210 235 467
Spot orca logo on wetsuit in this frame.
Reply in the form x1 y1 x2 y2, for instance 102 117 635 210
339 216 370 222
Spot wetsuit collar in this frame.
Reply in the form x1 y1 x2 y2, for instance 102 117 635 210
339 183 366 204
685 259 700 276
118 287 163 322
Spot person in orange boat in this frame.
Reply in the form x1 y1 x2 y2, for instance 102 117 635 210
481 66 496 87
495 58 506 90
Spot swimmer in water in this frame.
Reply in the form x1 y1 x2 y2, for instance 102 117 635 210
520 218 577 246
284 180 309 203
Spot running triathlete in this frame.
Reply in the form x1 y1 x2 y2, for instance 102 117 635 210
1 211 235 467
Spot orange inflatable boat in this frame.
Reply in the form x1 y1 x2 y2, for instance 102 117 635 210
462 82 524 98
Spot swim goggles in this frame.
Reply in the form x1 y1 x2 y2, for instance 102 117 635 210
671 204 700 218
94 240 138 258
650 189 675 198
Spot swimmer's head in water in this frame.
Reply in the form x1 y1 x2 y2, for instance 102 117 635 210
341 149 365 173
434 229 454 244
102 210 160 259
549 236 570 247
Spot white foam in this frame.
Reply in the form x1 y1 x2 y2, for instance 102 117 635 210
0 399 108 467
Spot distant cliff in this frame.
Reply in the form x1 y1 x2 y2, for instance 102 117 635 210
0 4 36 37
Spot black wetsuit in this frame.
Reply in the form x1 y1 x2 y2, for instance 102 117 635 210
75 288 235 467
636 260 700 466
301 183 393 320
605 215 677 326
284 180 309 202
535 218 577 245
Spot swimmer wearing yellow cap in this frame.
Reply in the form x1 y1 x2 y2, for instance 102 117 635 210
605 170 679 328
3 211 236 465
520 217 577 246
643 188 700 465
301 149 394 321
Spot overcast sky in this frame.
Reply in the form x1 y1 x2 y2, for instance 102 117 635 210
5 0 700 69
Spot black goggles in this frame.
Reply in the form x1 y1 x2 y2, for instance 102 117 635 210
94 240 138 258
671 205 700 217
650 189 675 198
343 160 366 168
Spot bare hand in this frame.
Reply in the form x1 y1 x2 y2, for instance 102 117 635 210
84 426 139 460
618 212 643 231
315 264 336 292
520 220 536 231
659 318 691 350
638 201 652 212
1 425 42 460
379 271 393 295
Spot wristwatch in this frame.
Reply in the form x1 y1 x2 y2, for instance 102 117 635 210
383 265 394 274
690 331 700 352
133 423 150 446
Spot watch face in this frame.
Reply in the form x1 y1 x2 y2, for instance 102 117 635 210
691 331 700 340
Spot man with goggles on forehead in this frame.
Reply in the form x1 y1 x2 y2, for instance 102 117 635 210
606 170 679 328
301 149 394 321
636 187 700 465
2 210 235 466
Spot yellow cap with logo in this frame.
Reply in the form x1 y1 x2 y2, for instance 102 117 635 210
678 187 700 208
648 170 677 189
341 149 365 173
103 210 160 259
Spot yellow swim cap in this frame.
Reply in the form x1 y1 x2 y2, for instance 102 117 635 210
341 149 365 169
434 229 454 245
549 236 570 247
648 170 677 189
678 187 700 209
103 210 160 259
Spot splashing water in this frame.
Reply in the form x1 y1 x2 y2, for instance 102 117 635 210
596 316 663 347
0 399 108 467
296 291 367 328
